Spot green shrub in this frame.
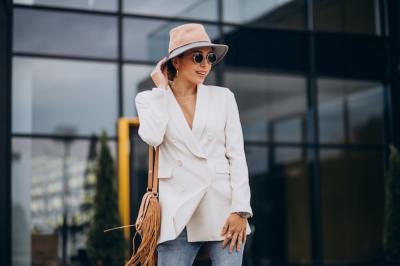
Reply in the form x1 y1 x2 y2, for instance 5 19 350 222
384 145 400 263
86 131 126 266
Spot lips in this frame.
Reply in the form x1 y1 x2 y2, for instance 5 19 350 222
196 71 206 77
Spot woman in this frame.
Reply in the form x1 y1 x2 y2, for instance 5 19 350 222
135 23 253 266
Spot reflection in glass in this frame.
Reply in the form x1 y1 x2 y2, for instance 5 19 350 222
123 64 154 117
248 146 310 265
243 121 269 142
123 64 216 117
224 70 306 143
123 0 218 21
274 117 304 143
13 8 117 58
123 18 220 61
318 79 384 144
223 0 305 29
14 0 117 11
223 25 309 72
246 145 269 176
12 137 116 265
314 0 380 34
320 149 384 265
12 57 118 135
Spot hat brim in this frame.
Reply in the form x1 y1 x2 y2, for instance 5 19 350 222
166 41 229 66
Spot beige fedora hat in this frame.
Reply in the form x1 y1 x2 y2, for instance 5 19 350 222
166 23 229 65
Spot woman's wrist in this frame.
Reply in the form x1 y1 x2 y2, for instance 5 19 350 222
233 212 251 219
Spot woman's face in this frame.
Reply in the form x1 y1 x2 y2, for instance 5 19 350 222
172 47 213 85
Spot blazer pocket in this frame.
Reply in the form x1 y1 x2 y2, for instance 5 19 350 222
158 167 173 179
215 162 230 174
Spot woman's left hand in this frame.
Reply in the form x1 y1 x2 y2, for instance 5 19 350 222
220 213 247 253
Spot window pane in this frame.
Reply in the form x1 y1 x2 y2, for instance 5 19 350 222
123 64 216 117
274 117 304 143
14 0 117 12
320 149 384 265
224 70 307 143
12 137 118 265
318 78 384 145
248 145 311 265
314 0 380 35
12 57 118 135
123 18 220 61
13 8 117 58
223 0 306 29
123 64 153 117
223 26 309 72
123 0 218 21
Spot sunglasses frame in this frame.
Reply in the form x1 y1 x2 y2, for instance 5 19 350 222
191 52 217 65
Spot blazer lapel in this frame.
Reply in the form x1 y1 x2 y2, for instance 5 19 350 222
167 83 208 159
191 83 209 141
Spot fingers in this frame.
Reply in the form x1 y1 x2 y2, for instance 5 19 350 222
222 231 232 248
161 63 168 76
236 231 243 253
153 58 164 74
151 57 169 88
229 232 239 253
223 230 246 253
221 220 230 248
157 58 168 74
221 214 248 253
157 57 167 69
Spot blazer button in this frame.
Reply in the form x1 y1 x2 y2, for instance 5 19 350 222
176 160 183 167
207 134 213 141
180 185 185 192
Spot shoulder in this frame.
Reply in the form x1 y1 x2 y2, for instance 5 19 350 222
135 87 166 103
204 84 235 99
135 89 150 101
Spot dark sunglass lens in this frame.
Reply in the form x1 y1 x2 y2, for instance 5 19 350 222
193 53 204 64
207 53 217 64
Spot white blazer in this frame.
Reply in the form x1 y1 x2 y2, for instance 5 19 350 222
135 83 253 244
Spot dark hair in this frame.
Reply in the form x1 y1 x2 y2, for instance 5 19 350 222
166 53 184 81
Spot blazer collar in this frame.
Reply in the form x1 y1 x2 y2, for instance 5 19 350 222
167 83 209 159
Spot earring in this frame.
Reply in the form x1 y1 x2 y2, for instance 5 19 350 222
176 69 179 77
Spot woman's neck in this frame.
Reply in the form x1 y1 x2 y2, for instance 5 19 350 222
170 78 197 97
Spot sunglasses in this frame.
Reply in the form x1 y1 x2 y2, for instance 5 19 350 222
191 52 217 65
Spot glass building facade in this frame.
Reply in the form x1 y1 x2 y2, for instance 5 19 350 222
1 0 400 265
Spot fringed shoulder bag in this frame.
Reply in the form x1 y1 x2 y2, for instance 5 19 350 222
105 145 161 266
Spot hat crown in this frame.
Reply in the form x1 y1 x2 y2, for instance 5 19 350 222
168 23 211 54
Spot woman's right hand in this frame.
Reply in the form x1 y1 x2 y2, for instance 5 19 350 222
150 57 169 89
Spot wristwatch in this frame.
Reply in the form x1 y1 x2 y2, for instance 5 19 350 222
234 212 252 219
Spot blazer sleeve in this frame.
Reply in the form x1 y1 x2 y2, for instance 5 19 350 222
135 87 169 147
225 91 253 217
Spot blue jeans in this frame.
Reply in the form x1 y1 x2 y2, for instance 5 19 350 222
157 227 245 266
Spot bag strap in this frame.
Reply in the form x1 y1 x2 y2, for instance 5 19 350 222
147 145 159 194
103 145 159 233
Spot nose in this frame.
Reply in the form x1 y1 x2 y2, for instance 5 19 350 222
200 60 208 67
200 58 211 68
